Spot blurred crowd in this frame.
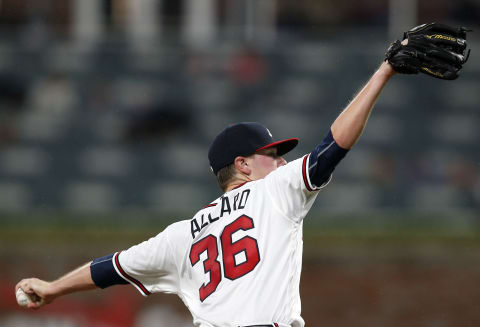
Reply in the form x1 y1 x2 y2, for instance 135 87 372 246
0 0 478 36
277 0 480 27
0 0 478 213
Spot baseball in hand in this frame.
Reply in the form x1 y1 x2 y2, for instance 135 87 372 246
16 288 31 307
16 288 42 307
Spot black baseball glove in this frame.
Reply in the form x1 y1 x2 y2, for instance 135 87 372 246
385 23 471 80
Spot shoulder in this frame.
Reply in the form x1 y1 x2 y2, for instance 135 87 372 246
164 219 191 236
264 155 307 183
159 219 192 248
276 156 305 173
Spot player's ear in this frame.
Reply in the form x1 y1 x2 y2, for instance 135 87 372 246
234 156 252 175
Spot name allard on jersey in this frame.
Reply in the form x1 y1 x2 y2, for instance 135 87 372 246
190 189 251 239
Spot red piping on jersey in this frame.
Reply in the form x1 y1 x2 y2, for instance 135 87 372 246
231 181 249 190
302 154 314 192
114 252 151 296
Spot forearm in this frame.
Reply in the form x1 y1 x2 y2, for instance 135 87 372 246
331 61 395 149
16 261 98 309
48 262 97 298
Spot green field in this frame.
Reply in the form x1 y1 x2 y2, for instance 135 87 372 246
2 210 479 256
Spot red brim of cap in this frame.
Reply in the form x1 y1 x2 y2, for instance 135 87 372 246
256 138 299 156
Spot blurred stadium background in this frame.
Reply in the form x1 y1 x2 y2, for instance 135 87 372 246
0 0 479 326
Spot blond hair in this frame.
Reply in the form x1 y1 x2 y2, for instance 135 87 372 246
216 163 237 192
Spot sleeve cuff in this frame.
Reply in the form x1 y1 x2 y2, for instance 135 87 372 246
90 253 128 289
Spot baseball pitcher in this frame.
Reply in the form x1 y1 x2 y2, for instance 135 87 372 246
15 23 470 327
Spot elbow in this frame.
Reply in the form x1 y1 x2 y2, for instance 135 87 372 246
330 126 363 150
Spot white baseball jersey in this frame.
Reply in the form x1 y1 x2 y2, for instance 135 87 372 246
112 154 328 327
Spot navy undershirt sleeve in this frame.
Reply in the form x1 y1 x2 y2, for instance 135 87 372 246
308 130 349 188
90 253 128 289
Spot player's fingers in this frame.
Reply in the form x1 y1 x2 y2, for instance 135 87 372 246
15 281 23 292
27 301 42 310
16 279 31 293
27 301 36 309
17 278 41 296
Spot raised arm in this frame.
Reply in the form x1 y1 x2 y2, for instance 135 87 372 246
15 262 96 309
304 62 395 190
330 61 396 149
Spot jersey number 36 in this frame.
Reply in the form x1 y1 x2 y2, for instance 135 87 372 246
189 215 260 302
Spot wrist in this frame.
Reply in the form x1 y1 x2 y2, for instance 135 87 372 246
44 281 58 298
378 61 396 78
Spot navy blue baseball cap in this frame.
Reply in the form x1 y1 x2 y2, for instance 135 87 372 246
208 122 299 175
